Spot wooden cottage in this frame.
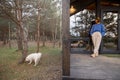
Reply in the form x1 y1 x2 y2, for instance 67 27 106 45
62 0 120 79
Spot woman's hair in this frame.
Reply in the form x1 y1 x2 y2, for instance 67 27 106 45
95 17 100 23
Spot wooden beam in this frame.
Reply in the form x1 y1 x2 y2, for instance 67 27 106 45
95 0 101 18
70 0 95 15
62 0 70 76
118 8 120 50
96 0 103 53
100 9 104 53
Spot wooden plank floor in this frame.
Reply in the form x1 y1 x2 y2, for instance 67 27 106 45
70 54 120 80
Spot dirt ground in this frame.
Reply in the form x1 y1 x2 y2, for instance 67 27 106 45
22 53 62 80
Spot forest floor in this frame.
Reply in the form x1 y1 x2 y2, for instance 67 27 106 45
0 41 62 80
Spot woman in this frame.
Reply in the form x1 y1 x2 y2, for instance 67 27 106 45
90 17 106 57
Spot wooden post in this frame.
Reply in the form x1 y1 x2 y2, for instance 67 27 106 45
95 0 101 18
96 0 103 53
62 0 70 76
118 9 120 51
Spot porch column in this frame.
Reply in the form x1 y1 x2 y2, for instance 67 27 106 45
118 9 120 51
62 0 70 76
95 0 101 18
96 0 103 53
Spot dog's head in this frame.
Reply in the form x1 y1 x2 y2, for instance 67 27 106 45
25 57 29 62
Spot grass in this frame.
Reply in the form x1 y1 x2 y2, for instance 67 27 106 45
0 46 62 80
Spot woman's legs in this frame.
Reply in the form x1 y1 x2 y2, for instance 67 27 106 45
91 32 102 57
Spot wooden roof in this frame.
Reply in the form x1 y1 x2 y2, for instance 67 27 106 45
70 0 120 15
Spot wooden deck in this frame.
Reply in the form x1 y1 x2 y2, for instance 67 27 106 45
67 54 120 80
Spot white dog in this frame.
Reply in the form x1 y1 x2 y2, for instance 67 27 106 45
25 53 42 66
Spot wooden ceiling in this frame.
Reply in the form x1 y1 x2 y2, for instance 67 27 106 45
70 0 120 15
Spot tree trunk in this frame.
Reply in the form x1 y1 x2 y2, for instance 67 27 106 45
16 27 23 51
36 10 40 53
16 0 28 64
59 18 62 48
52 31 55 48
42 31 46 47
8 22 12 48
18 24 28 64
2 33 6 45
52 20 57 48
